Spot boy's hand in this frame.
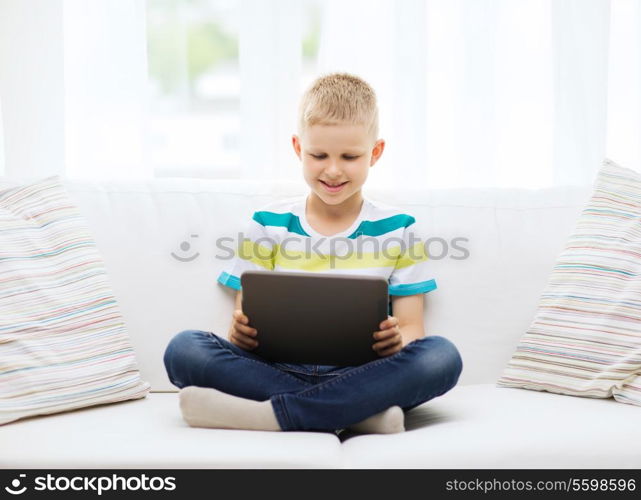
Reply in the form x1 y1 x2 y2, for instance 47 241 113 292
229 309 258 351
372 315 403 357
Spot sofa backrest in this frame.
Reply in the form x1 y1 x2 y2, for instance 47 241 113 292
0 176 592 390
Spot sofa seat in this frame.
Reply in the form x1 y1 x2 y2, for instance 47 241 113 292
0 393 342 469
341 384 641 469
2 384 639 469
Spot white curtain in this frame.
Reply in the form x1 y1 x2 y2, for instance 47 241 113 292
63 0 150 180
317 0 612 188
0 0 65 180
239 0 302 180
316 0 429 188
0 0 640 187
0 0 149 181
607 0 641 171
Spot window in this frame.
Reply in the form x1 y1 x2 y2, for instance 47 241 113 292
146 0 322 179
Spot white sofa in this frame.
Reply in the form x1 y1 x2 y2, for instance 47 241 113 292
1 177 640 469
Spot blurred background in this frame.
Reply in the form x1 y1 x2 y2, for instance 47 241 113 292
0 0 639 188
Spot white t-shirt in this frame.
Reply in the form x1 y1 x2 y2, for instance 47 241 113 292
217 194 437 312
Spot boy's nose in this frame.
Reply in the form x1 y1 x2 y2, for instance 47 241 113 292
325 162 342 176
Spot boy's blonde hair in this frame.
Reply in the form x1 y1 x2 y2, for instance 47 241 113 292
297 72 379 143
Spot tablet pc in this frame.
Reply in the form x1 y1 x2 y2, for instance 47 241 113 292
240 270 389 366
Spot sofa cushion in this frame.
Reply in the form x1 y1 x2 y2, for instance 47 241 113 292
0 393 342 469
340 383 641 468
0 176 150 425
3 385 637 469
497 160 641 407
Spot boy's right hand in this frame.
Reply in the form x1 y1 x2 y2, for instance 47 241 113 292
229 309 258 351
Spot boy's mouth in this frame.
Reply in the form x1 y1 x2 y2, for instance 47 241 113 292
320 180 348 193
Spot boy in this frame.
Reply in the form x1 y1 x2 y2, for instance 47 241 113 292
164 72 463 433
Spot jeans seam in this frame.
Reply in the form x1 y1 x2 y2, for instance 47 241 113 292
274 367 315 376
287 337 435 399
207 333 311 387
405 357 462 410
272 394 293 430
289 347 410 399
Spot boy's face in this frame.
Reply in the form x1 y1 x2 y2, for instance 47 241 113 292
292 122 385 207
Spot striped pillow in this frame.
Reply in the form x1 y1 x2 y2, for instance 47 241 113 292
497 159 641 407
0 176 150 425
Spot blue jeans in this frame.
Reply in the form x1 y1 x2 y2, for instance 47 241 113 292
163 330 463 432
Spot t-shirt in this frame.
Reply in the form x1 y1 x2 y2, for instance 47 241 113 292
216 195 437 314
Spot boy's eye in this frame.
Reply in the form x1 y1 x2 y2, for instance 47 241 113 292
310 154 359 160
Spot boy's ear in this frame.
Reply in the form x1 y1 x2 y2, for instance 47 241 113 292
292 134 302 159
370 139 385 166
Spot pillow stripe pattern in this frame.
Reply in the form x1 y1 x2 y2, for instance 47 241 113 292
0 176 150 425
497 160 641 407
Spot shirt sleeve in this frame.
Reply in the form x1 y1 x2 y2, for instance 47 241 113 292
216 212 276 291
388 218 437 296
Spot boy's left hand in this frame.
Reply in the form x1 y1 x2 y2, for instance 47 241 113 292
372 315 403 357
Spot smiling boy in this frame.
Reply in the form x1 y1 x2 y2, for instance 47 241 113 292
163 72 463 434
